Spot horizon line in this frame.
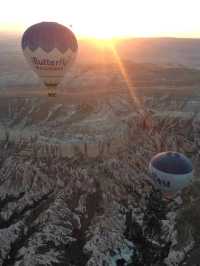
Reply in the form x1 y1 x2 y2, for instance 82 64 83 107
1 31 200 41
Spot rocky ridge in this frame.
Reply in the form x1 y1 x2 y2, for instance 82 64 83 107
0 110 199 265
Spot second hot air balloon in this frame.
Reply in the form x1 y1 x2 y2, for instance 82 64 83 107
149 151 193 198
22 22 78 97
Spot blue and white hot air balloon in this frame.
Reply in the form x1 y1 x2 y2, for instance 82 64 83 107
22 22 78 96
149 152 193 196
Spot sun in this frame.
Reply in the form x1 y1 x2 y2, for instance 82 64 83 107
82 25 117 40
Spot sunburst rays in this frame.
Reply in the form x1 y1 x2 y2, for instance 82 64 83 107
108 41 144 113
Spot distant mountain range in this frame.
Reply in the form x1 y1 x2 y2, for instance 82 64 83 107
79 37 200 68
1 35 200 89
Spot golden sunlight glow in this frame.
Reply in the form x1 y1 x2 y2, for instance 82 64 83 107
109 42 143 111
0 0 200 38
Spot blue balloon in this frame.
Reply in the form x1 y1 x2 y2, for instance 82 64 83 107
149 152 193 194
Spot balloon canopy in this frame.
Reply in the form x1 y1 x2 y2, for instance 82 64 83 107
149 152 193 194
22 22 78 96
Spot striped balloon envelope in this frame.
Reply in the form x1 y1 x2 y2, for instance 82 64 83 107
22 22 78 96
149 151 193 197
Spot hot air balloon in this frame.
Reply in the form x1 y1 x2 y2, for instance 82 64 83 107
22 22 78 97
149 152 193 197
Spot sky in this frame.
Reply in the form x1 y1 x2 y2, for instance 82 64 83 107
0 0 200 38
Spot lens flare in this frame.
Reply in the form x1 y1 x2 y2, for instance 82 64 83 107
108 41 143 112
